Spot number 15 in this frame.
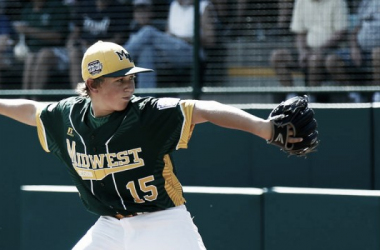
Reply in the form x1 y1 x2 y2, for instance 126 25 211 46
126 175 158 203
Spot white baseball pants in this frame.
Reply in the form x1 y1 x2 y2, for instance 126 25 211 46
72 205 206 250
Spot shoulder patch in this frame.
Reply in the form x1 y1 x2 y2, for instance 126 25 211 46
156 98 180 110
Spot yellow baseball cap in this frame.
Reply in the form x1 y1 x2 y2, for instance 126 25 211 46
81 41 153 81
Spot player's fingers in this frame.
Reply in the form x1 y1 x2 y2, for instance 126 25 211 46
287 126 303 143
288 126 297 137
288 137 303 143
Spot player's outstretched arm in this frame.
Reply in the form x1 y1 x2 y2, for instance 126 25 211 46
191 100 267 140
0 99 46 126
191 100 303 144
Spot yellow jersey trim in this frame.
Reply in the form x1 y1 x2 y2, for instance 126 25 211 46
36 108 50 153
177 100 195 150
163 154 186 206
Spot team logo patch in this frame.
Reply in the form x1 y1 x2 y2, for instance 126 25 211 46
157 98 179 110
88 60 102 76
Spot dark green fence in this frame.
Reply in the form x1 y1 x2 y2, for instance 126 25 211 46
2 104 380 249
18 186 380 250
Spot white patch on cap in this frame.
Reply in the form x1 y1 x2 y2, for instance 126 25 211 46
88 60 103 75
157 98 180 110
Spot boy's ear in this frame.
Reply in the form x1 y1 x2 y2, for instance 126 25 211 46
86 79 98 93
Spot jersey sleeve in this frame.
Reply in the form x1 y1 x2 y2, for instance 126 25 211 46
36 99 71 154
36 106 50 153
176 100 196 150
137 97 196 152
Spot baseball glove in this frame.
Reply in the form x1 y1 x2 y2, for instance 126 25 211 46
267 95 319 157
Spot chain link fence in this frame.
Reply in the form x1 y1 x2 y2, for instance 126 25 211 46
0 0 378 103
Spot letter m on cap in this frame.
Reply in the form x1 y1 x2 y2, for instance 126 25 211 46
115 50 133 62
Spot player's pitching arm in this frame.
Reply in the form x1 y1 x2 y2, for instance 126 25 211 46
0 99 46 126
191 100 302 144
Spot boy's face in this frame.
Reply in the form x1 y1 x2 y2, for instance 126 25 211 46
90 75 136 116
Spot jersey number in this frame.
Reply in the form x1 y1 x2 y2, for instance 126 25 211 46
126 175 158 203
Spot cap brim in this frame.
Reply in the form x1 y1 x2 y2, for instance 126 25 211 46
103 66 154 77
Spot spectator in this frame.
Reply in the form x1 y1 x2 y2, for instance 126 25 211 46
13 0 71 91
325 0 380 102
0 0 18 88
234 0 278 40
129 0 166 34
275 0 294 37
3 0 23 22
213 0 293 40
124 0 218 88
67 0 130 88
150 0 171 20
209 0 234 39
270 0 349 100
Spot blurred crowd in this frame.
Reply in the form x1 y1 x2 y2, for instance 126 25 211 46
0 0 378 103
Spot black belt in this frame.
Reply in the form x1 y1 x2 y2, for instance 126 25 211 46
114 212 144 219
114 208 163 220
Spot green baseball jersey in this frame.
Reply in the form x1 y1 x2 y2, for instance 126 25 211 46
36 95 195 217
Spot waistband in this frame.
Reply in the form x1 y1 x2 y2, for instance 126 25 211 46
113 205 186 220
